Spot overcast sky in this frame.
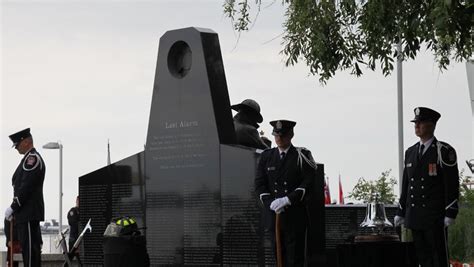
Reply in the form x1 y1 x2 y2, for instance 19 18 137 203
1 0 472 223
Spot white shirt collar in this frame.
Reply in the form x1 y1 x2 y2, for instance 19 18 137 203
419 136 435 154
278 146 290 155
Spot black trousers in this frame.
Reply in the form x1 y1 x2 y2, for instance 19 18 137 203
17 221 42 267
270 208 307 267
411 224 449 267
68 237 76 253
281 226 306 267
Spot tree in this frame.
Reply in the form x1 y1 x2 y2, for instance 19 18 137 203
348 170 397 203
223 0 473 83
448 170 474 263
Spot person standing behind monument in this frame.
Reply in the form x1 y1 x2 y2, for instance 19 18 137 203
67 196 80 252
231 99 270 149
255 120 317 266
395 107 459 267
4 128 45 267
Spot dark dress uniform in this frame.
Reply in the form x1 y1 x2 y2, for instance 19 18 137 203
255 145 316 266
8 129 45 267
67 206 79 251
397 108 459 267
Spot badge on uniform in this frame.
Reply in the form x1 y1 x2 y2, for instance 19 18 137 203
267 166 276 171
276 121 283 130
27 156 36 165
428 163 437 176
406 163 412 167
448 150 456 162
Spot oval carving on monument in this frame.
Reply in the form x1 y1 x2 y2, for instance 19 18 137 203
167 41 192 78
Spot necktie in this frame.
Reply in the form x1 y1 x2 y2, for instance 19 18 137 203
418 144 425 161
280 152 286 160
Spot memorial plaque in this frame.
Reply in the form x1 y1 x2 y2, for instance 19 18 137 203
79 152 145 265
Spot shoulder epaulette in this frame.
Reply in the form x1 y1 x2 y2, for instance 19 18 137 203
409 142 419 150
265 147 277 153
256 147 274 155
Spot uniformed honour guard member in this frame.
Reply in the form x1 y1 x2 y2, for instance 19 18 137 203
395 107 459 267
231 99 270 149
255 120 317 266
67 196 80 252
4 128 46 267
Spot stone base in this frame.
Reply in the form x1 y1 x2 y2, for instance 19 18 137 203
10 253 80 267
354 234 400 243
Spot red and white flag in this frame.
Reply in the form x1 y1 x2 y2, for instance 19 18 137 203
338 174 344 204
324 177 331 204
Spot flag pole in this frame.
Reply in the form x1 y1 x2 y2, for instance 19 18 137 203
339 174 344 205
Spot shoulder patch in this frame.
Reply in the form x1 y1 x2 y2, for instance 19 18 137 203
436 141 457 167
27 155 36 165
448 149 456 162
23 153 41 171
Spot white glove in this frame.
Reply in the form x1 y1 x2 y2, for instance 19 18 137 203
444 217 455 227
270 197 291 213
5 207 13 221
394 215 404 227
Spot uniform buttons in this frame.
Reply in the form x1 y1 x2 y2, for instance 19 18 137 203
411 204 415 207
422 204 426 207
274 190 277 193
410 186 413 190
421 178 424 181
411 195 414 198
411 178 414 182
421 186 424 189
422 195 425 198
274 182 278 185
284 182 287 185
284 190 288 193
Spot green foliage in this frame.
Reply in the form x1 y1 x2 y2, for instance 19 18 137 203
448 170 474 263
348 170 397 203
223 0 474 84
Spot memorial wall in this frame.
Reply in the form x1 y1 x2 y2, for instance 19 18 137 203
79 152 145 265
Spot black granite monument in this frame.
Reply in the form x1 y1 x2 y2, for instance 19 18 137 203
79 27 325 266
79 153 146 264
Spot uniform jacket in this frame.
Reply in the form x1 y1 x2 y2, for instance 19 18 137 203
397 138 459 230
255 145 316 229
68 207 80 239
10 148 46 223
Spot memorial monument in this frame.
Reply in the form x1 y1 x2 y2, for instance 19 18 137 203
78 27 325 266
